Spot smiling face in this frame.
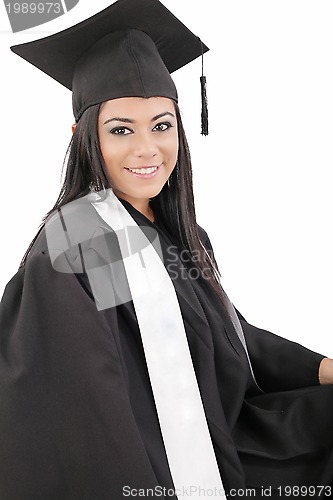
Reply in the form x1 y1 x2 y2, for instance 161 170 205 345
98 96 179 217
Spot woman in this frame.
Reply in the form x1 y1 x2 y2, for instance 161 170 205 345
1 0 333 498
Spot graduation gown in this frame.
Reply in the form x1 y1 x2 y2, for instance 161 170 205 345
1 199 333 500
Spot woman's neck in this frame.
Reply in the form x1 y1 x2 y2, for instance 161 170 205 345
119 196 155 222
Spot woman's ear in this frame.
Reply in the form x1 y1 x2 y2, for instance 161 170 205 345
72 124 77 134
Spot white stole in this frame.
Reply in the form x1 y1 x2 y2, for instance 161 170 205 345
89 189 226 498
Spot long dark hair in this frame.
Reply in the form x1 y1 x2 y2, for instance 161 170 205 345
20 101 223 301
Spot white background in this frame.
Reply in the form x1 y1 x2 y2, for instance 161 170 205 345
0 0 332 356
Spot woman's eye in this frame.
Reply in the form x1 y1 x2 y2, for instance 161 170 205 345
110 127 132 135
153 122 172 132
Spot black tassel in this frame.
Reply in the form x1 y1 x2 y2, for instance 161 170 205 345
200 39 208 136
200 75 208 136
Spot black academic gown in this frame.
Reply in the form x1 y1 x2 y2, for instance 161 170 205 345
0 200 333 500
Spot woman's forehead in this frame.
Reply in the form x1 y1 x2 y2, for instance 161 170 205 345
99 97 176 119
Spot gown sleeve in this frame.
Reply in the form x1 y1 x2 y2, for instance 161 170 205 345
199 227 326 393
0 245 170 499
236 311 325 392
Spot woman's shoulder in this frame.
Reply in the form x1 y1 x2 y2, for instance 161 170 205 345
1 199 106 306
22 199 111 280
28 199 106 261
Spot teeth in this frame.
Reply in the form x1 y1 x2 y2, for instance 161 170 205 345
127 166 158 174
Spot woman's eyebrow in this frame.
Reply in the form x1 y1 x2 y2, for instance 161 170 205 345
103 117 133 125
152 111 175 121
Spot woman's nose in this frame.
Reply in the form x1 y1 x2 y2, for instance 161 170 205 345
133 131 158 158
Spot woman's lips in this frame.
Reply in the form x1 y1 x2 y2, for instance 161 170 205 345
124 165 160 178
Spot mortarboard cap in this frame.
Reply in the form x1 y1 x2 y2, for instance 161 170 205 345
10 0 209 130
